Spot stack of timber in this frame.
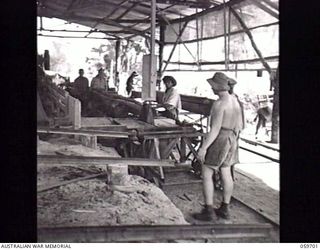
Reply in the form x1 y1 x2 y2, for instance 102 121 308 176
131 91 213 116
69 89 143 118
37 66 69 119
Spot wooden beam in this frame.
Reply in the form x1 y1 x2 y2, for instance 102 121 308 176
261 0 278 11
168 0 246 25
165 68 277 72
161 14 198 65
37 127 129 138
138 2 187 17
38 224 272 242
144 132 203 140
60 14 155 41
38 172 106 193
164 21 279 45
37 34 114 40
116 1 141 20
164 55 278 66
38 28 102 33
162 21 189 72
37 154 176 167
230 7 272 73
147 0 212 8
105 0 131 19
250 0 279 19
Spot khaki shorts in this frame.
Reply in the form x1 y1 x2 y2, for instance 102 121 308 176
204 129 239 169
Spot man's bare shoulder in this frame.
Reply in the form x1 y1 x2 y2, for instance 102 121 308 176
211 99 225 112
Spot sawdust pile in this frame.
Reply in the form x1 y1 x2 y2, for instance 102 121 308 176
37 136 188 227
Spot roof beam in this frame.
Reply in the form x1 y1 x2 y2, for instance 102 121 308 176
164 21 279 44
261 0 278 11
116 1 141 20
104 0 131 19
230 7 272 73
64 14 161 42
37 34 116 40
138 2 187 17
101 0 151 16
164 55 279 66
140 0 212 9
168 0 246 24
249 0 278 19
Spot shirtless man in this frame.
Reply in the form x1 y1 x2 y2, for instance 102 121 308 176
193 72 243 221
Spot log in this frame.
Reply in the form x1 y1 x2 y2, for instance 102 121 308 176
37 154 176 167
131 91 213 116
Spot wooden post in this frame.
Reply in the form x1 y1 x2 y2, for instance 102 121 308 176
106 163 129 186
67 95 81 129
150 0 157 95
230 7 272 74
223 0 228 70
114 39 120 92
180 137 187 162
270 67 279 143
142 0 157 101
157 24 165 90
68 95 81 141
44 50 50 70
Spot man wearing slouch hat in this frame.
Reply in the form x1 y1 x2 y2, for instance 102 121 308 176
192 72 243 221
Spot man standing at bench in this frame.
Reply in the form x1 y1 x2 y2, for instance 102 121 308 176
193 72 243 221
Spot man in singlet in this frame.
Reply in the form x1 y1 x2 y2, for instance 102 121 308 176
193 72 243 221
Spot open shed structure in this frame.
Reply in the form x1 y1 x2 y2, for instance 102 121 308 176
37 0 279 142
37 0 279 73
37 1 280 242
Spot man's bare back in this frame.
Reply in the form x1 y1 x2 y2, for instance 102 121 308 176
211 94 242 131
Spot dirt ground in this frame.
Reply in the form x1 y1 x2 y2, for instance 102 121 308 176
161 168 279 242
37 135 279 242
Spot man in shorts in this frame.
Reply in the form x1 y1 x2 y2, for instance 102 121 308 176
192 72 243 221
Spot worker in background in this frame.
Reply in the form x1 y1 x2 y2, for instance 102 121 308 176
160 75 182 120
73 68 89 111
254 104 272 139
126 71 139 97
91 68 108 91
192 72 242 221
74 69 89 94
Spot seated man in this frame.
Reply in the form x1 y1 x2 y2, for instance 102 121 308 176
159 75 181 120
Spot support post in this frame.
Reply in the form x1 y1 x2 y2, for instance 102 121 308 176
114 39 120 92
230 7 272 74
180 137 187 162
44 50 50 70
270 67 279 143
223 0 228 70
158 24 165 87
142 0 157 101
